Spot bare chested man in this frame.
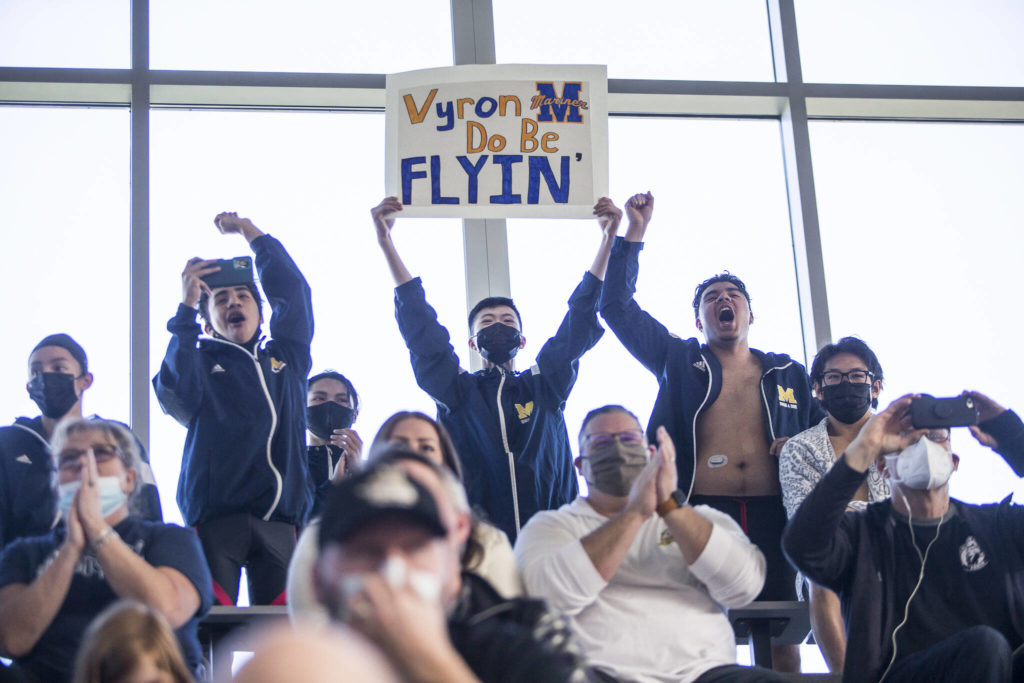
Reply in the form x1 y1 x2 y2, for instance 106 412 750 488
599 193 826 673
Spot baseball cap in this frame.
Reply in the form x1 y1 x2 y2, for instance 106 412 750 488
318 465 447 550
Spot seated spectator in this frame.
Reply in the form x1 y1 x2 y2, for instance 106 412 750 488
371 411 522 597
783 393 1024 682
231 622 400 683
306 370 362 518
373 196 618 541
287 412 523 626
312 459 586 683
72 600 191 683
0 418 212 683
515 405 784 683
778 336 890 671
1 334 160 551
153 212 313 605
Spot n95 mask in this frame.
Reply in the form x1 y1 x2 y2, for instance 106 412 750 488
884 437 953 491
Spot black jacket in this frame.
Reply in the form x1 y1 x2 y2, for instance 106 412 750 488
782 414 1024 682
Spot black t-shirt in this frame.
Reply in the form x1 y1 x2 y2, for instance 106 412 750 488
890 506 1020 660
0 517 213 682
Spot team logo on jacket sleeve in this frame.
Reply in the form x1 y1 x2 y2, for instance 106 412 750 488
515 402 534 423
270 357 287 373
777 386 798 409
959 536 988 572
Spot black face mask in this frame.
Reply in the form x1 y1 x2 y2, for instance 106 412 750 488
821 382 873 425
307 401 356 440
475 322 522 365
28 372 79 419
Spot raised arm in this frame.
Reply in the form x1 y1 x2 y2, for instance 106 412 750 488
624 191 654 243
216 213 314 364
598 193 675 376
373 197 463 410
373 197 414 286
589 196 622 280
965 390 1024 475
532 203 615 403
152 257 219 425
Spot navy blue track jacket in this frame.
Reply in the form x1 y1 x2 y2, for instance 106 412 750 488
599 237 826 497
395 272 603 541
153 235 314 527
0 415 161 549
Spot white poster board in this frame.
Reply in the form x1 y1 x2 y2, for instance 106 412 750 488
385 64 608 218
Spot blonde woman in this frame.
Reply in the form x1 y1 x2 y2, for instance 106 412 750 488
73 600 193 683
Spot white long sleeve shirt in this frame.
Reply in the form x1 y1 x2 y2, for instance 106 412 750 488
515 498 766 683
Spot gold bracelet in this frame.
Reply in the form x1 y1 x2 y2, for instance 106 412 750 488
89 527 119 553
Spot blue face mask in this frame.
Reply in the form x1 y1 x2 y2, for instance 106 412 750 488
57 477 128 518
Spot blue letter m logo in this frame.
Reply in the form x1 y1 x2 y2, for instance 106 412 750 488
535 82 584 123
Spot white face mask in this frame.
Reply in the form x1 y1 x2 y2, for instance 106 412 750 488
340 556 442 604
884 437 954 491
56 476 128 519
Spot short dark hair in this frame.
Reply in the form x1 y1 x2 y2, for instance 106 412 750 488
31 333 88 375
308 371 359 411
692 273 752 318
578 405 642 450
810 336 884 408
198 283 264 329
467 296 522 332
370 411 464 481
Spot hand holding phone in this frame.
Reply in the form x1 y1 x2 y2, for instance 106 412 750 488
910 395 979 429
200 257 254 289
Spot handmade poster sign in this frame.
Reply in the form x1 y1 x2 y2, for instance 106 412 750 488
385 64 608 218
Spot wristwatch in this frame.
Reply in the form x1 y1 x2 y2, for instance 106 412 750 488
657 489 687 517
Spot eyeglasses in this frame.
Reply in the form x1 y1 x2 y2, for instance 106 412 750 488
57 445 122 472
583 429 645 449
821 370 874 386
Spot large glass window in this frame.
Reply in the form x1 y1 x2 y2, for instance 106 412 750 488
0 107 131 423
811 120 1024 504
796 0 1024 87
150 0 453 73
149 109 466 525
0 1 129 68
494 0 775 82
507 116 803 459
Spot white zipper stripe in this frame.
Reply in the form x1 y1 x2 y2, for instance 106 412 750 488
760 361 793 443
495 370 521 534
13 422 49 449
205 338 282 521
689 352 714 501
